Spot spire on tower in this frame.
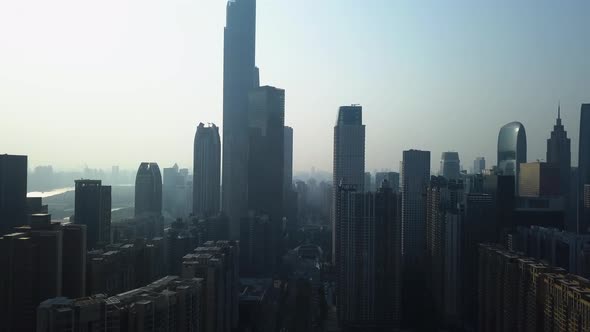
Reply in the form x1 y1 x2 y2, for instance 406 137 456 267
558 101 561 120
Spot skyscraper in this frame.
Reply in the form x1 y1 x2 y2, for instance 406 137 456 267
0 214 86 331
337 181 402 329
547 104 571 196
497 121 527 194
135 162 162 217
74 179 111 249
439 151 461 180
193 123 221 217
247 86 285 270
0 154 27 234
332 105 365 264
401 149 431 260
578 104 590 233
61 223 86 299
222 0 257 240
284 126 293 193
473 157 486 174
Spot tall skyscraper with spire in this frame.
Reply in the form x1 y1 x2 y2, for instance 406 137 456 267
546 103 571 225
222 0 257 240
547 103 571 182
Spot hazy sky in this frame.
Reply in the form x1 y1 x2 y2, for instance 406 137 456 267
1 0 589 174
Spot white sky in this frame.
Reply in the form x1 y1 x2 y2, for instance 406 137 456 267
1 0 589 173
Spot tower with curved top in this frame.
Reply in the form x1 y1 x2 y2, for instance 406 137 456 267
497 122 527 194
135 162 162 217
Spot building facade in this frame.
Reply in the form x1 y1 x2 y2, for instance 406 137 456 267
194 123 221 217
222 0 258 240
74 179 111 249
0 154 27 234
332 105 365 264
439 151 461 180
135 162 162 217
497 121 527 194
0 215 86 332
247 85 285 271
518 162 560 197
336 181 402 330
401 149 430 261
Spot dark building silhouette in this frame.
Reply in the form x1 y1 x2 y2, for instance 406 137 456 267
332 105 365 264
61 223 87 299
336 181 402 330
547 104 574 231
135 162 162 217
247 86 285 271
547 104 571 195
461 193 496 329
284 126 293 193
498 121 527 194
400 149 431 328
0 154 27 234
182 241 240 332
579 104 590 233
425 176 464 327
74 179 111 249
193 122 221 217
283 126 298 234
240 212 273 277
401 149 430 261
222 0 257 240
0 214 86 332
439 151 461 180
37 276 204 332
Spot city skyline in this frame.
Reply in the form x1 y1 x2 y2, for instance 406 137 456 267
2 1 589 172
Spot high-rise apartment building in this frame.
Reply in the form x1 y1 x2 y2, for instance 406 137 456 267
74 179 111 249
475 244 590 332
61 223 87 299
247 86 285 271
194 123 221 217
222 0 257 240
336 180 402 330
439 152 461 180
0 154 27 234
135 162 162 217
37 276 205 332
183 241 239 332
332 105 365 264
401 149 430 260
425 176 464 326
497 121 527 194
0 214 86 331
